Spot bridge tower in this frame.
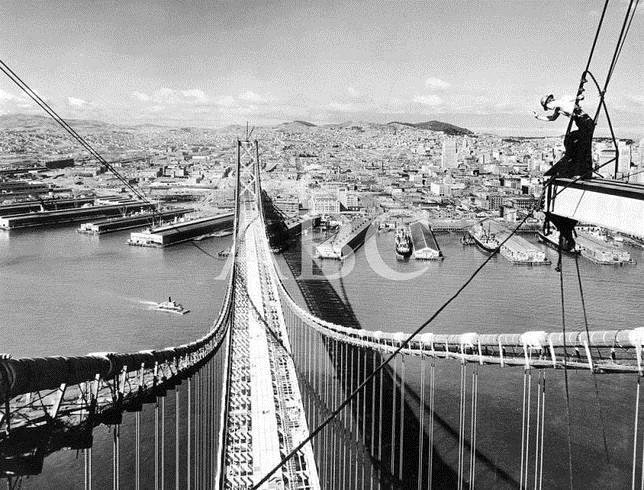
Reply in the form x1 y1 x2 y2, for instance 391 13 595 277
235 139 261 211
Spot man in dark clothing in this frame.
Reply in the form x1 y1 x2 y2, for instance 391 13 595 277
534 94 595 179
534 94 596 252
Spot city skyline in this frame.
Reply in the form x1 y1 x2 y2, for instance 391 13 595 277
0 0 642 136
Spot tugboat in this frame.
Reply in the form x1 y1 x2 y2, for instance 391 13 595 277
155 297 190 315
394 226 413 260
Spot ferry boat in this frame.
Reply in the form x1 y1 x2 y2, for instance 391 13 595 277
469 224 500 252
154 297 190 315
395 227 413 259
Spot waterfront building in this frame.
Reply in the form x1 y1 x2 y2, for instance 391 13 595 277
310 192 340 215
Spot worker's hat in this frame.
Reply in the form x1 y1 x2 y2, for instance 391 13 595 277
540 94 555 111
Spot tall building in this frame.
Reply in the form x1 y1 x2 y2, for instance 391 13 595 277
596 141 631 178
441 137 457 169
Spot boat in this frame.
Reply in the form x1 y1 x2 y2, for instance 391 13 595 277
537 229 580 254
469 223 500 252
394 226 413 259
154 297 189 315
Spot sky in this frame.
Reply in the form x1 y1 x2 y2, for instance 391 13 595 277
0 0 642 136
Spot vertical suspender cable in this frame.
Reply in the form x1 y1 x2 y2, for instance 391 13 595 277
633 377 641 490
342 341 348 489
378 358 384 490
175 386 180 490
161 395 165 490
520 369 527 490
524 370 532 490
155 399 159 490
457 362 466 490
355 346 360 487
84 447 91 490
534 371 542 490
112 425 120 490
429 360 435 490
187 377 192 490
469 365 478 489
362 347 368 489
418 355 426 490
135 411 140 490
370 350 377 490
391 355 397 477
398 356 405 481
539 371 546 490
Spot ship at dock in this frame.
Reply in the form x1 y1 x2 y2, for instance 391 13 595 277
469 223 500 252
394 226 413 259
472 220 549 265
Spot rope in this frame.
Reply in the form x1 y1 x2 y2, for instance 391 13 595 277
251 210 535 489
574 254 610 463
0 60 150 205
564 0 611 137
557 250 575 489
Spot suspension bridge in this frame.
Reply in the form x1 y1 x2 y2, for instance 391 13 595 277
0 136 643 489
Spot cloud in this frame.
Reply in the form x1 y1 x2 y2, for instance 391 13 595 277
588 9 599 17
347 87 361 98
131 91 151 102
239 90 268 103
0 88 17 103
67 97 88 107
180 89 208 102
213 95 236 107
413 94 443 106
425 77 451 90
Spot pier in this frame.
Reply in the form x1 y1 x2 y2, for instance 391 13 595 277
128 212 234 247
77 208 193 234
576 232 632 264
410 220 443 260
0 201 154 230
316 215 373 259
0 197 98 216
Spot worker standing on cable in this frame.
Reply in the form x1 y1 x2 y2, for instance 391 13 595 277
534 94 595 179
